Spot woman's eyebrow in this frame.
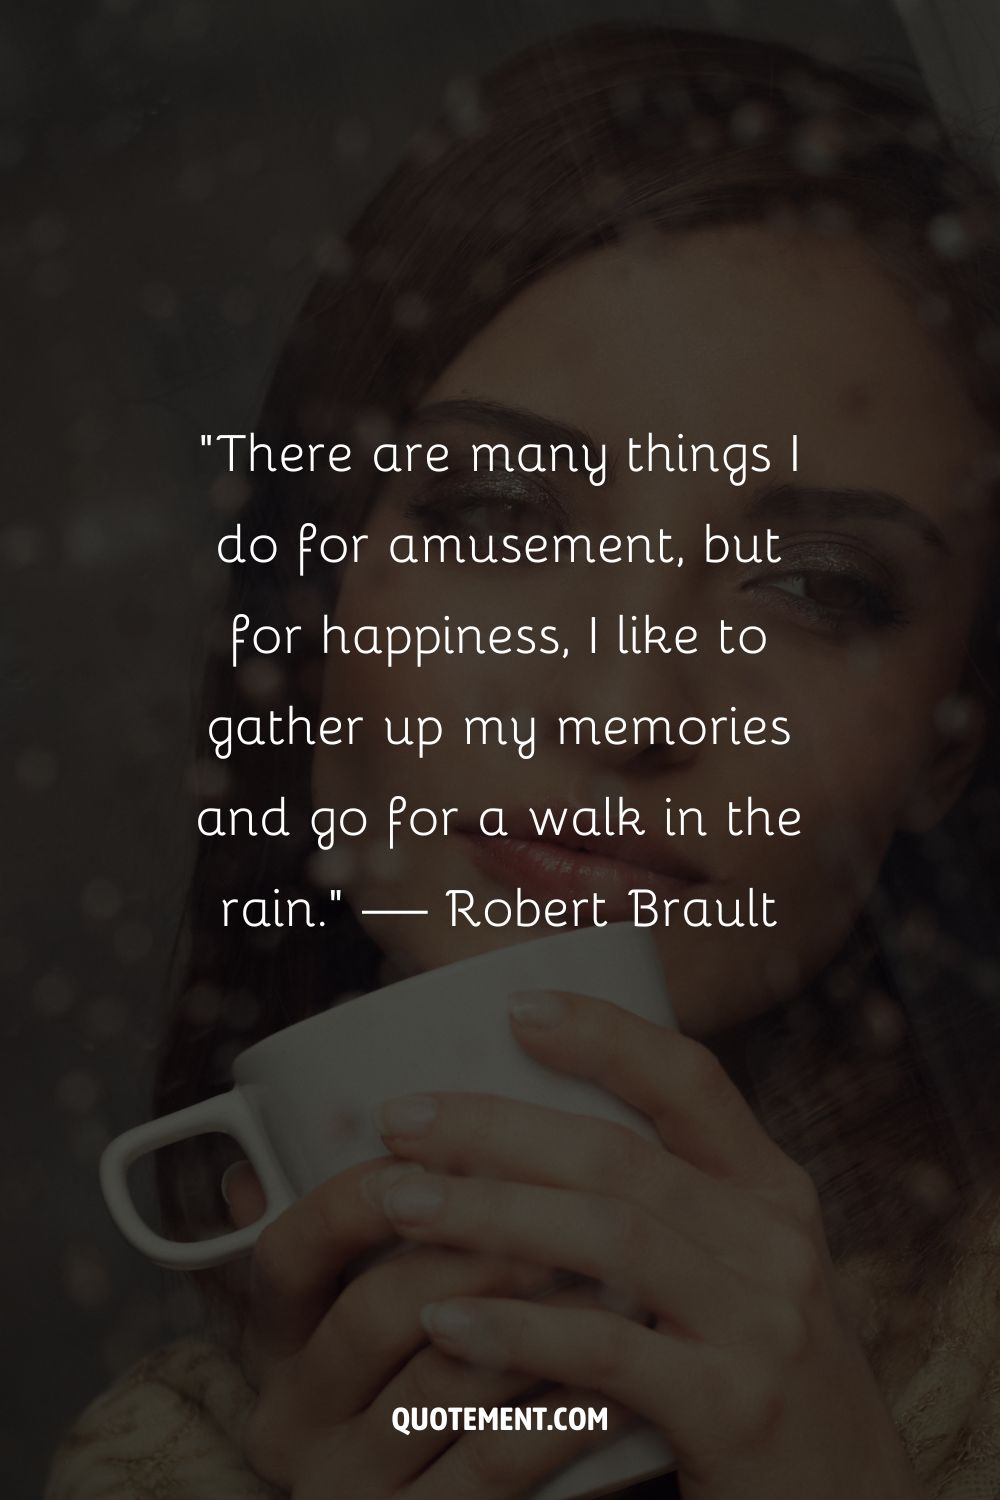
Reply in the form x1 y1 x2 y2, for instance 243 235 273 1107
746 483 951 554
403 410 953 556
407 398 610 472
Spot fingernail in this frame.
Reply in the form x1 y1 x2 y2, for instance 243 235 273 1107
421 1301 476 1343
220 1161 247 1206
360 1162 425 1212
508 989 566 1027
383 1177 444 1223
375 1094 438 1137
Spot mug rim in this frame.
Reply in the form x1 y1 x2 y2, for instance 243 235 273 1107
232 920 651 1071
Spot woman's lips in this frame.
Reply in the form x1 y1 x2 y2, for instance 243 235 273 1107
457 831 704 920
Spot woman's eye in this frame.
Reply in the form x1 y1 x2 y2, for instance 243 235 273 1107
772 571 871 611
457 499 532 537
748 567 906 632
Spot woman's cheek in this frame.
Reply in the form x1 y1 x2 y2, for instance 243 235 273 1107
312 558 960 1012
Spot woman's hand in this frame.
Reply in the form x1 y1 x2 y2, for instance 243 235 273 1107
225 1155 631 1499
370 989 922 1500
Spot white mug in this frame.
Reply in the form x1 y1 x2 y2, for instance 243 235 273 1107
100 922 676 1500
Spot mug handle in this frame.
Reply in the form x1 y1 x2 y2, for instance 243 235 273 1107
99 1088 296 1270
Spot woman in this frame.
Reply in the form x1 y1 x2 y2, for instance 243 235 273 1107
48 22 1000 1500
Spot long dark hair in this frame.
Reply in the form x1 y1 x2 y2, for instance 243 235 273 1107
154 23 1000 1304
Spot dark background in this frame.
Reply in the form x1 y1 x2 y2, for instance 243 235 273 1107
0 2 931 1494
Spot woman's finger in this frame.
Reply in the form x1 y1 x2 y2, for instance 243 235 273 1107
347 1282 609 1492
261 1308 543 1494
348 1347 545 1495
419 1297 724 1456
242 1157 423 1379
508 989 814 1203
376 1090 777 1265
373 1168 754 1342
403 1386 634 1500
290 1246 556 1420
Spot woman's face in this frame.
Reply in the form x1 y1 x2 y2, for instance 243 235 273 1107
313 225 995 1036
